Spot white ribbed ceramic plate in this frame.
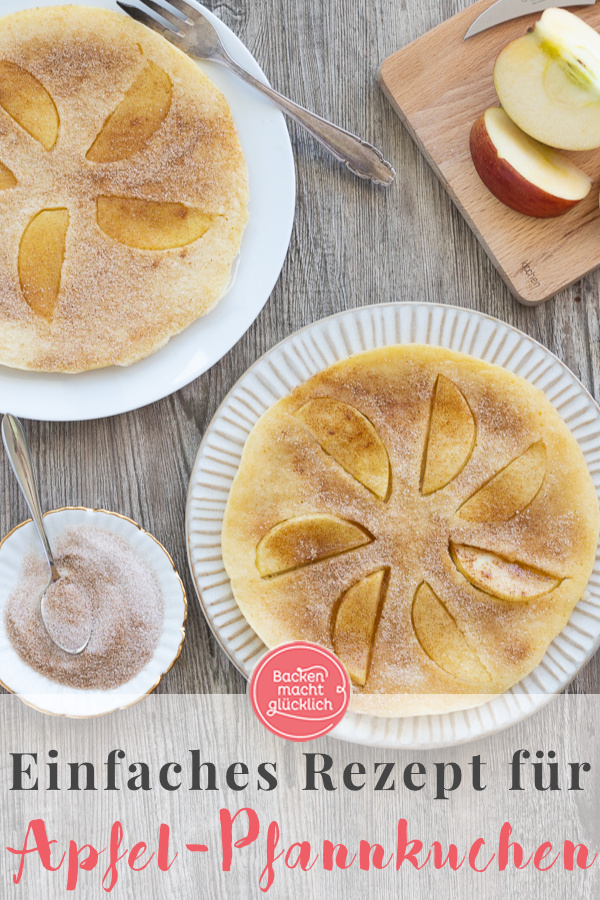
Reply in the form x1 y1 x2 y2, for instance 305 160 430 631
0 508 186 717
186 303 600 748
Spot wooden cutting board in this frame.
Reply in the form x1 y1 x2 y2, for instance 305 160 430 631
379 0 600 305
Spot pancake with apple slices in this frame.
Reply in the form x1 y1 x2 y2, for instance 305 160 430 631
221 346 599 717
0 5 248 372
494 8 600 152
470 108 592 217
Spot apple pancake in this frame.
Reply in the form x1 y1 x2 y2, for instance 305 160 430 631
221 346 599 716
0 5 248 372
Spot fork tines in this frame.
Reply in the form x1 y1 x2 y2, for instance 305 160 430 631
116 2 180 38
136 0 186 29
157 0 202 24
123 0 201 31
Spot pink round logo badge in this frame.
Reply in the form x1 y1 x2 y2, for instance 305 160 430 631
249 642 351 741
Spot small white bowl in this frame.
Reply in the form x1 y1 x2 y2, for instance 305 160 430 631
0 507 187 717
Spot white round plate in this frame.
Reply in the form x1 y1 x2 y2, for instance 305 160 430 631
0 0 295 421
0 507 186 716
186 303 600 748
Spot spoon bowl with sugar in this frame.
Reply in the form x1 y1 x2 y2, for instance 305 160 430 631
1 414 92 655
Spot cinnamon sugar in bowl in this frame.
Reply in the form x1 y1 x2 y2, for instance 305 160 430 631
0 508 186 717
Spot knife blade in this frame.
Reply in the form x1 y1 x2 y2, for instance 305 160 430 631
465 0 596 39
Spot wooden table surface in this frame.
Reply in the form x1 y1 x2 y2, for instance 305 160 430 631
2 0 599 697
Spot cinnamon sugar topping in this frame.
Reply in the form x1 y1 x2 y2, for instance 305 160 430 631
5 525 164 690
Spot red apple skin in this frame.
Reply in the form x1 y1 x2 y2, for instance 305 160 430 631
469 114 581 218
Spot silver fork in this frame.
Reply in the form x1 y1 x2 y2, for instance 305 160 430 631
116 0 395 186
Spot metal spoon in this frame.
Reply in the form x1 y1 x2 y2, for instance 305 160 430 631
1 414 92 655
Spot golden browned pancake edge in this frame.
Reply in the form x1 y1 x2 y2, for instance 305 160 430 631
221 345 600 717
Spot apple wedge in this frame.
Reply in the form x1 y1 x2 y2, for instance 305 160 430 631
255 514 372 578
494 8 600 151
332 569 386 686
450 543 560 602
470 108 592 217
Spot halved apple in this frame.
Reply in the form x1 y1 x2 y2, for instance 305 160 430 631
470 108 592 217
494 8 600 151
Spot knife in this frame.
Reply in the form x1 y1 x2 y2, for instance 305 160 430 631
465 0 596 39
